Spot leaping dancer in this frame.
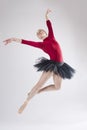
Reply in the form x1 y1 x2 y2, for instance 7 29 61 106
3 9 75 114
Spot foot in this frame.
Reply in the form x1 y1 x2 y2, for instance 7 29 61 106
18 100 28 114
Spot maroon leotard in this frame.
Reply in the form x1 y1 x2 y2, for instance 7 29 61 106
21 20 63 62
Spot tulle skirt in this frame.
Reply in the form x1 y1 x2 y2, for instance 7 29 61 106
34 57 75 79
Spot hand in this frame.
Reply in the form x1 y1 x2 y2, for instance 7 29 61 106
3 38 13 45
46 9 52 15
45 9 52 20
3 38 22 45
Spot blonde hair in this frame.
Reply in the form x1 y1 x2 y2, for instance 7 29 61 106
36 29 47 35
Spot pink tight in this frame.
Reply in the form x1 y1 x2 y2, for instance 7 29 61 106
27 71 62 101
18 71 62 113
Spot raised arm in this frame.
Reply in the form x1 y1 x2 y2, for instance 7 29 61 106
45 9 54 38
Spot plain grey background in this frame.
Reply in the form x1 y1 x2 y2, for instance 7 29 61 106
0 0 87 130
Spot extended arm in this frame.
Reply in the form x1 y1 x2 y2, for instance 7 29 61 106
21 39 43 49
3 38 43 49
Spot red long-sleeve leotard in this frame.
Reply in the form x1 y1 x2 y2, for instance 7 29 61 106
21 20 63 62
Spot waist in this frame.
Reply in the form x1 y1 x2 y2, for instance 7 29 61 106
37 57 64 66
50 56 63 63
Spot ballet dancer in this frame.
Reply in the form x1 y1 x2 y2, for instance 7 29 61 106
3 9 75 114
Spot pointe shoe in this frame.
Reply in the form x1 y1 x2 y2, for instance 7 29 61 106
18 100 28 114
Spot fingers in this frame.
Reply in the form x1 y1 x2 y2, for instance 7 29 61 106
45 9 52 20
3 40 8 45
3 38 12 45
47 9 52 13
46 9 52 14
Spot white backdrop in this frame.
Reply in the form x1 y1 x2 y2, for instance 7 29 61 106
0 0 87 130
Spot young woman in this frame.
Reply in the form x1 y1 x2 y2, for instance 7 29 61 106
3 9 75 114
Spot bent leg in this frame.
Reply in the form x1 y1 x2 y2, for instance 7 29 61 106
38 73 62 94
53 73 62 90
27 71 52 101
38 84 55 93
18 71 52 113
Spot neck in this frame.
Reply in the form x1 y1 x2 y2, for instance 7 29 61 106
42 36 47 40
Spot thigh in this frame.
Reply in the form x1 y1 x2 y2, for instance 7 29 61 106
36 71 53 87
53 73 62 89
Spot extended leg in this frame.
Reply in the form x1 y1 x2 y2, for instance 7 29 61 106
18 71 52 113
38 73 62 93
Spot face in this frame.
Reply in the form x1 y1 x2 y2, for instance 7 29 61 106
36 29 47 40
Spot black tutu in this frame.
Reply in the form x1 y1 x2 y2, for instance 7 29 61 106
34 57 75 79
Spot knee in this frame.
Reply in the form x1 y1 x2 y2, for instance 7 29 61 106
55 85 61 90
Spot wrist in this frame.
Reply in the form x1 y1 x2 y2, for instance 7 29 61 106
12 38 22 43
12 37 16 42
45 15 48 20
